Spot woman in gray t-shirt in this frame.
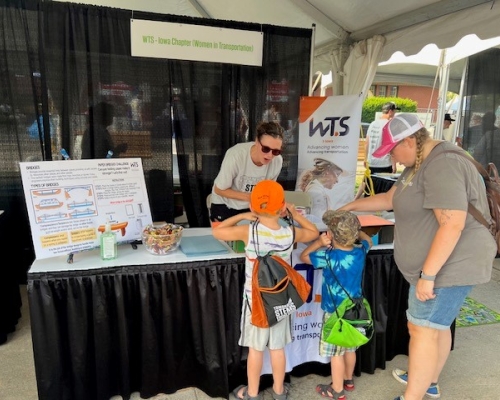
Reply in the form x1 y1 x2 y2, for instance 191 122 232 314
210 121 284 224
340 113 496 400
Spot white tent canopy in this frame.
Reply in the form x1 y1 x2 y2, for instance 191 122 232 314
376 34 500 92
376 34 500 139
54 0 500 102
380 35 500 67
56 0 500 73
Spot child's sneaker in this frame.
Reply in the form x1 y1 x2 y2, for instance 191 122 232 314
392 369 441 398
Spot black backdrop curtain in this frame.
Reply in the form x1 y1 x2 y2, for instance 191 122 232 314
0 0 311 280
461 48 500 167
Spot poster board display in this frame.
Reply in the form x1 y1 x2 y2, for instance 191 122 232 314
296 95 363 218
20 158 153 260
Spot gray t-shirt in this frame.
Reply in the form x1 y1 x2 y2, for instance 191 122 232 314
211 142 283 210
392 142 496 287
366 118 391 168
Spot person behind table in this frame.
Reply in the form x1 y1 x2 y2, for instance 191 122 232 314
212 180 319 400
457 113 482 148
338 113 496 400
472 111 500 168
297 158 343 219
441 113 456 143
300 210 372 400
364 101 398 174
210 121 284 225
81 102 127 159
429 113 455 142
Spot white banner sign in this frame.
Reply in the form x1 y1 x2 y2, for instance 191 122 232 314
20 158 153 260
131 19 263 66
295 96 363 218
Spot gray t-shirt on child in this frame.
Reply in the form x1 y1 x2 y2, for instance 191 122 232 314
211 142 283 210
392 142 496 287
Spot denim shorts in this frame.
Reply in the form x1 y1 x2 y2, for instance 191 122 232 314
406 284 472 330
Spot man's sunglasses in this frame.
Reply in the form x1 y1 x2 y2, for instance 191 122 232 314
258 139 282 156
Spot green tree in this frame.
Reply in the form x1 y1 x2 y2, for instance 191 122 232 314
362 97 417 122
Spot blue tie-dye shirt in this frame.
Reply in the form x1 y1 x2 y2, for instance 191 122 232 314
309 240 370 313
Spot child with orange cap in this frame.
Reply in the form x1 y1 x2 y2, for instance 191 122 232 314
212 180 319 400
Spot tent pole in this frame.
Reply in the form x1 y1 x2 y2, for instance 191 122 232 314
454 57 468 144
435 49 450 140
308 24 316 96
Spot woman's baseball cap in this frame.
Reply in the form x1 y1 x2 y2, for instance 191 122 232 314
250 180 285 214
372 113 424 158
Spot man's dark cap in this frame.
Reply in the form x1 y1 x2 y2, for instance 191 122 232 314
382 102 401 112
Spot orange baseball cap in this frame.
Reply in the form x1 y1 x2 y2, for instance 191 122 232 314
250 180 285 214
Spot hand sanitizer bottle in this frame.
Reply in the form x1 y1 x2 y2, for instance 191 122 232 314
100 223 117 260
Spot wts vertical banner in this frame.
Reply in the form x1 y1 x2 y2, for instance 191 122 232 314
296 96 362 218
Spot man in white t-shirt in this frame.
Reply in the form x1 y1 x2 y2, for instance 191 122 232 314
364 102 398 174
442 113 456 142
428 113 456 142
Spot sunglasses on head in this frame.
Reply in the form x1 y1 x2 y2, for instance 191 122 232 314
258 139 282 156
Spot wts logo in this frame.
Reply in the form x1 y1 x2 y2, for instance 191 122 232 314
309 116 351 137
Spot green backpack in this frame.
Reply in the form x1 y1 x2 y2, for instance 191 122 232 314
323 296 373 348
321 249 374 348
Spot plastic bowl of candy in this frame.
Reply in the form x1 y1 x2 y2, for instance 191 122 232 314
141 223 184 255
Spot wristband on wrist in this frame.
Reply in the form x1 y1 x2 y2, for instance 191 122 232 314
419 271 436 281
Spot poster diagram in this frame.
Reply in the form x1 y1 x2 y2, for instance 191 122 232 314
20 158 153 260
33 185 96 222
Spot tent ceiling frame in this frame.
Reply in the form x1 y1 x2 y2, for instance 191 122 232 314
187 0 211 18
312 0 495 62
289 0 349 41
351 0 494 41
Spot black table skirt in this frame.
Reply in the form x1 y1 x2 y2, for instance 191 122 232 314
0 208 24 345
371 176 396 194
0 186 37 345
28 250 411 400
359 249 410 370
28 259 247 400
0 274 22 345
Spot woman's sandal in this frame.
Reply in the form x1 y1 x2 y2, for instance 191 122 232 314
344 379 355 391
315 384 346 399
232 385 262 400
